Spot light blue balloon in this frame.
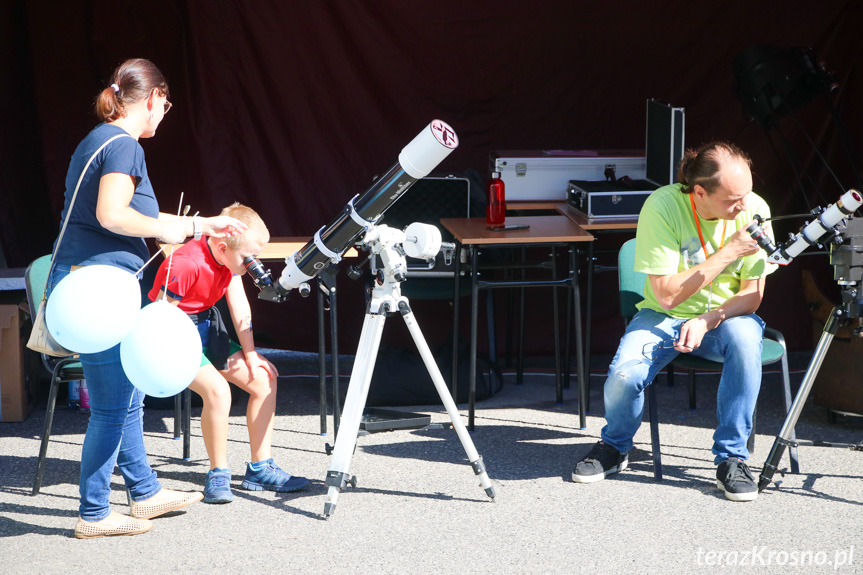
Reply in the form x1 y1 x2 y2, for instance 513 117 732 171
46 265 141 354
120 301 202 398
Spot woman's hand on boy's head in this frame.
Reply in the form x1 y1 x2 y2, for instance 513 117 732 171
204 216 248 238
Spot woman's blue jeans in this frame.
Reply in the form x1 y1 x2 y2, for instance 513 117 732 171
600 308 765 464
47 264 161 521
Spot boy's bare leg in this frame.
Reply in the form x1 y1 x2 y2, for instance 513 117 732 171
188 365 232 469
222 351 277 463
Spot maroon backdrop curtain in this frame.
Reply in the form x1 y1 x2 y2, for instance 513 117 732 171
2 1 862 353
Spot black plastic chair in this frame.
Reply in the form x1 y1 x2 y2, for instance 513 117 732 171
617 239 799 480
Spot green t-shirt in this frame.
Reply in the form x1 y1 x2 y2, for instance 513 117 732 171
634 183 777 319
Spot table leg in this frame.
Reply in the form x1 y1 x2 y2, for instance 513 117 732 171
564 275 572 391
451 245 461 399
584 237 594 412
570 245 587 429
469 245 479 431
317 281 327 435
505 257 514 368
517 247 526 385
330 284 341 437
551 247 562 404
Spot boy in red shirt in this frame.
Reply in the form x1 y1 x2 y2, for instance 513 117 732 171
149 203 308 503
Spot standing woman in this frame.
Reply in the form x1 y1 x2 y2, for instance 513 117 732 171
46 58 247 538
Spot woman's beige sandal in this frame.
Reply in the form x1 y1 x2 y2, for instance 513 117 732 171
74 512 153 539
129 488 203 519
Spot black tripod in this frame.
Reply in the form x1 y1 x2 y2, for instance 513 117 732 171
758 218 863 492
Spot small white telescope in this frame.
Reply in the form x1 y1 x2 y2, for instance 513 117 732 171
746 188 863 265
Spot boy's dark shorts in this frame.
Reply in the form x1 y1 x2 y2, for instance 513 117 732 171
201 340 243 368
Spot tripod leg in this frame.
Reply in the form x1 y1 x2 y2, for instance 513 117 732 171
398 301 496 500
758 309 839 492
323 312 387 517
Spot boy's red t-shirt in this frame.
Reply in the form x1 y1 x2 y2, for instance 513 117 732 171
148 236 234 313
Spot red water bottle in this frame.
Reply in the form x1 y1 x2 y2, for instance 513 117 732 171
486 171 506 227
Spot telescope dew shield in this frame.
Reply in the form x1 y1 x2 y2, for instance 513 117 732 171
275 120 458 294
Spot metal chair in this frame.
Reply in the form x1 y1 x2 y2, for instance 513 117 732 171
25 255 188 494
617 238 800 480
25 255 85 495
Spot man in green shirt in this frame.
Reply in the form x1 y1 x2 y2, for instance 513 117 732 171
572 142 777 501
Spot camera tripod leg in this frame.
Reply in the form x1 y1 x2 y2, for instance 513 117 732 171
399 301 496 500
758 309 840 492
323 312 387 517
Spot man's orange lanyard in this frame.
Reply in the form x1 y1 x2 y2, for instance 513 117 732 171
690 192 726 311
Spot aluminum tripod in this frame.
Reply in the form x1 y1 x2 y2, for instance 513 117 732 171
322 226 495 517
756 213 863 492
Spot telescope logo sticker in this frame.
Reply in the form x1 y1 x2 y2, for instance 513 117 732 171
431 120 458 149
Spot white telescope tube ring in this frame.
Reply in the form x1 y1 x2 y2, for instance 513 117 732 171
348 195 379 231
314 227 342 264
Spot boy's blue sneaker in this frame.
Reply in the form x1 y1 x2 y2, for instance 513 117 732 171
203 468 234 504
240 459 309 493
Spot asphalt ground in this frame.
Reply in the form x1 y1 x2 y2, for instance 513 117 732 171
1 350 862 575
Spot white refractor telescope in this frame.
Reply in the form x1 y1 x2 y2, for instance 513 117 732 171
257 120 458 302
746 189 863 266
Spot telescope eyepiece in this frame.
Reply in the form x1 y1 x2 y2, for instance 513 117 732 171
746 218 777 255
243 255 274 289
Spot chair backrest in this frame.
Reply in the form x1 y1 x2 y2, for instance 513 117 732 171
24 254 76 372
24 255 52 317
618 239 648 322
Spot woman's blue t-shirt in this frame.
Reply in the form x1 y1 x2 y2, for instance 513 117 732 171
53 123 159 274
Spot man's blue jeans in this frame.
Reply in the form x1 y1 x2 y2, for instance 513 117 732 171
48 264 161 520
600 308 764 464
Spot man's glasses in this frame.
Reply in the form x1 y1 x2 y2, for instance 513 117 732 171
163 100 173 114
641 335 717 361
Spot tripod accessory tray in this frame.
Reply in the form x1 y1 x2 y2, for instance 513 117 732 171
360 408 432 433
